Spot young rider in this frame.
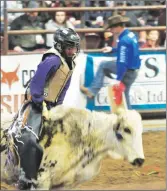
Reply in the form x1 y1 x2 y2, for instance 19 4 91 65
17 28 80 190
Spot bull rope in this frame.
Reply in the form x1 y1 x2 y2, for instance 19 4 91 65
3 101 39 178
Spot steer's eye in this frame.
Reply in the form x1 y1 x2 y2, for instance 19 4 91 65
124 128 131 134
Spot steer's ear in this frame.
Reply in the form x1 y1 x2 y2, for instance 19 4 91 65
115 108 127 126
113 122 121 132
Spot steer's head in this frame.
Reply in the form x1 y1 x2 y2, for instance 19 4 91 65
113 109 145 167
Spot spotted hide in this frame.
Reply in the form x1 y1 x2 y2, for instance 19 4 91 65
35 104 145 190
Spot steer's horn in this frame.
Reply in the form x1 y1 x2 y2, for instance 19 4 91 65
116 107 126 115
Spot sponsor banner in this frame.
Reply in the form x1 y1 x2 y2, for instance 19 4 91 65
85 51 166 111
1 54 41 113
1 51 166 114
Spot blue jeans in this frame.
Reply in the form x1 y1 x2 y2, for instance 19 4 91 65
88 60 139 109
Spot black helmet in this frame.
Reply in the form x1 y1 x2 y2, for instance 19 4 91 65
53 28 80 61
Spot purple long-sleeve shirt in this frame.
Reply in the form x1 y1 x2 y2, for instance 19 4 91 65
30 55 71 105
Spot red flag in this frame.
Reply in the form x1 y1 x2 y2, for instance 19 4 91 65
112 82 126 105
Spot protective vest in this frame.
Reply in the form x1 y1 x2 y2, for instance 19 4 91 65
42 48 75 103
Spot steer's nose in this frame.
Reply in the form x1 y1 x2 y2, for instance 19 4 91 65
132 158 145 167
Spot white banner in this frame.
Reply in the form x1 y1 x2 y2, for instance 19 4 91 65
1 54 41 113
93 53 166 107
1 51 166 114
65 51 166 111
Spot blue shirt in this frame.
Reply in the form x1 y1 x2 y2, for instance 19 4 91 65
30 55 71 105
112 29 141 81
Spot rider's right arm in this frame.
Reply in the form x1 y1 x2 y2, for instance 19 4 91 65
30 55 61 104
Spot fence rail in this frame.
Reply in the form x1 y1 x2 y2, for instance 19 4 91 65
7 26 166 35
7 5 166 13
5 47 166 56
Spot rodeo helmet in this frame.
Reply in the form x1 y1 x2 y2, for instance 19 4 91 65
53 28 80 61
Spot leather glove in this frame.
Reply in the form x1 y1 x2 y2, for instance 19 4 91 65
31 100 43 112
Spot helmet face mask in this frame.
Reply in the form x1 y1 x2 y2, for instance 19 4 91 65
53 28 80 61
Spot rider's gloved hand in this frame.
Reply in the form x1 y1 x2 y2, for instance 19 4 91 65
31 100 43 112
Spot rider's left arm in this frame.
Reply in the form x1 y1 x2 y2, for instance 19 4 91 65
30 55 61 104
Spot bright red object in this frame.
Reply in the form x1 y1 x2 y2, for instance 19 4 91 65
112 82 126 105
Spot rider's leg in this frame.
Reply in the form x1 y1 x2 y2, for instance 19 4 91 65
17 105 43 189
17 130 43 189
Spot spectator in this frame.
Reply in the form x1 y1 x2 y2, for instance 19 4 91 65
0 36 4 54
37 1 53 25
52 0 65 7
158 8 166 46
69 17 81 28
146 1 161 26
126 0 149 26
106 1 115 7
9 1 45 52
92 16 104 28
141 30 160 48
70 0 82 19
115 2 142 27
85 0 112 23
102 31 114 47
45 11 75 48
138 31 147 47
91 16 106 48
1 1 23 25
1 0 23 36
58 0 81 20
0 15 4 37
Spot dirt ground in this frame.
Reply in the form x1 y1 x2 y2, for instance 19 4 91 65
73 131 166 190
1 131 166 190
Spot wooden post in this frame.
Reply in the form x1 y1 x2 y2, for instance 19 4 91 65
80 0 86 49
3 0 8 55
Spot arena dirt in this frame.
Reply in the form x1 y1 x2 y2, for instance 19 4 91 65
1 127 166 190
75 131 166 190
